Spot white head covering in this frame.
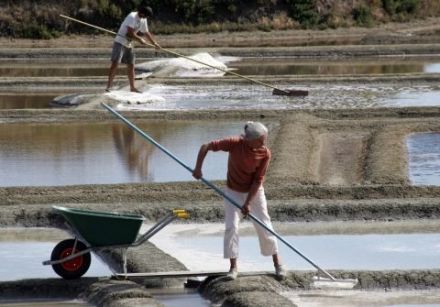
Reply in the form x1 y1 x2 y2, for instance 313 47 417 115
243 121 268 140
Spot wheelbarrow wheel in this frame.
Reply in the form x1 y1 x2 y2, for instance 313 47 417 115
51 239 91 279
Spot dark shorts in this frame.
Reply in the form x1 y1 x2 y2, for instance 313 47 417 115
111 42 135 65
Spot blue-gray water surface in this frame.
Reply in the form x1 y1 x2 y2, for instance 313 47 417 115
0 242 111 281
407 132 440 186
0 121 244 187
152 289 210 307
152 231 440 271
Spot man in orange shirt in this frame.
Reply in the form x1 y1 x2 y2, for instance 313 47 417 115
193 121 286 280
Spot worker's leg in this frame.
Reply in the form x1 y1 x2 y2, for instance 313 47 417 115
106 61 119 91
272 254 282 267
127 64 140 92
250 188 285 277
249 187 278 257
106 42 124 91
223 187 244 270
123 46 140 93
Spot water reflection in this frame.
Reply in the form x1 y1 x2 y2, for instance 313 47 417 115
0 94 56 109
2 59 440 77
112 124 154 180
0 121 240 186
0 64 123 77
407 132 440 186
234 62 432 76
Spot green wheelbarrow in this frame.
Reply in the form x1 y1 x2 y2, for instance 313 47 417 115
42 206 188 279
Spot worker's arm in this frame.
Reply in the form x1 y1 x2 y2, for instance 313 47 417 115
241 181 262 216
241 153 271 216
144 31 160 48
193 143 210 179
127 26 147 45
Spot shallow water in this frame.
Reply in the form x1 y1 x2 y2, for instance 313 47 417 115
0 94 58 109
2 83 440 110
151 289 210 307
386 88 440 107
0 241 111 281
0 299 92 306
4 55 440 110
3 57 440 77
283 289 440 307
114 83 440 111
234 58 440 76
150 223 440 272
0 227 111 283
0 121 244 187
407 132 440 186
0 61 123 78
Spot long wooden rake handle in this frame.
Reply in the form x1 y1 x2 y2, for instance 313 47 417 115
59 14 290 94
102 102 336 281
60 14 117 36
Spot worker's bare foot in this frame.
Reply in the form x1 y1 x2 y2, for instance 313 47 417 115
130 88 142 93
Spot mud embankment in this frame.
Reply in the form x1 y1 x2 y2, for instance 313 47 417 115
1 197 439 228
1 108 440 225
3 270 440 307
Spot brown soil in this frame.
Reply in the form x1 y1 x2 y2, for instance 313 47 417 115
2 16 440 49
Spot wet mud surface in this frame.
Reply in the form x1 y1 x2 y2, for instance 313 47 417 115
3 24 440 306
3 270 440 307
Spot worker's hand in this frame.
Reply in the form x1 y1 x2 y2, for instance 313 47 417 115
153 41 161 49
192 168 202 180
140 38 147 45
241 203 250 217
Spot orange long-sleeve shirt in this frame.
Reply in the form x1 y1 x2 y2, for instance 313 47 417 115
208 136 271 193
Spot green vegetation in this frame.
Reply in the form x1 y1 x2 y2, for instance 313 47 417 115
352 6 373 27
285 0 319 28
19 23 62 39
0 0 438 39
382 0 419 15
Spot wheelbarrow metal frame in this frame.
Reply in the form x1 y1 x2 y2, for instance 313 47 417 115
43 207 188 276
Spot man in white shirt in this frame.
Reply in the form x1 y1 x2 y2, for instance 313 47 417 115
106 6 160 93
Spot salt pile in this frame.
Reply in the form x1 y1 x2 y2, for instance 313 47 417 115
136 52 237 77
105 89 165 105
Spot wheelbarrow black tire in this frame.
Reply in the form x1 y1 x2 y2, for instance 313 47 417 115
51 239 91 279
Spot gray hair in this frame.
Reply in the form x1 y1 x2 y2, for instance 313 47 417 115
244 121 268 140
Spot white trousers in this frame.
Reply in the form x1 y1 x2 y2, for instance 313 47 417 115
223 186 278 259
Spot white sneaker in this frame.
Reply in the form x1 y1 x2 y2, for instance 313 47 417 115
275 265 287 279
226 268 238 280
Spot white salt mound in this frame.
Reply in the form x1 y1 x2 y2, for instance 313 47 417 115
136 52 233 77
105 90 165 104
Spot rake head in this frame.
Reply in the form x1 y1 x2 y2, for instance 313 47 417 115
311 275 358 290
273 88 309 96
